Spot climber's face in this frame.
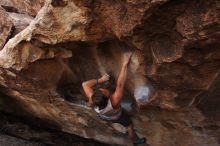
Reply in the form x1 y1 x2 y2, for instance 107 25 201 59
99 88 110 98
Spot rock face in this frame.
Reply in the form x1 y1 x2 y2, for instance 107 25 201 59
0 7 13 50
0 112 109 146
0 0 220 146
0 0 44 16
0 134 45 146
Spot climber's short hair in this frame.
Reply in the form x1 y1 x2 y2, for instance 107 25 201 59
92 90 108 110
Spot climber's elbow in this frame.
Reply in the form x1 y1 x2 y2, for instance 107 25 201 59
82 82 87 88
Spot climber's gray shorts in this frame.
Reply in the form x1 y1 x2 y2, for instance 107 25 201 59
99 109 132 127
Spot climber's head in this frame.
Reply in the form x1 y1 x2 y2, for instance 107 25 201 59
92 89 109 109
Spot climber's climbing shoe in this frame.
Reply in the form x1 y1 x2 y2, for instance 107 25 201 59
133 137 146 146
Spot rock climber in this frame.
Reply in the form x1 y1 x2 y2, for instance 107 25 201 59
82 52 146 146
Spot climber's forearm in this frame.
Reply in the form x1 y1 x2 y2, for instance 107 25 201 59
82 79 97 88
82 79 96 102
82 75 108 101
82 76 107 88
111 64 128 108
116 64 128 94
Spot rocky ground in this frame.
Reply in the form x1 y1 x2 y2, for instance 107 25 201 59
0 134 45 146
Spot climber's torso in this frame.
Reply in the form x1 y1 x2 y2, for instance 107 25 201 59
94 99 122 120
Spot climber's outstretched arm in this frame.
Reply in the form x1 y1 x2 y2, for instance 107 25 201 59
82 74 110 104
111 52 132 109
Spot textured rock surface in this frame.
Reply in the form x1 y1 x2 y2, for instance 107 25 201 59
0 0 44 16
0 134 45 146
8 12 34 36
0 112 110 146
0 0 220 146
0 7 13 50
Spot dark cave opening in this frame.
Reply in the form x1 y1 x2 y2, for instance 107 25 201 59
196 74 220 120
55 40 138 112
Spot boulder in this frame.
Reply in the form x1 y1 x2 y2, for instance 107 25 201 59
0 8 13 50
0 0 219 146
0 0 44 16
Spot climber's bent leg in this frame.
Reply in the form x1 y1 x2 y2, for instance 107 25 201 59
113 109 132 127
127 123 139 142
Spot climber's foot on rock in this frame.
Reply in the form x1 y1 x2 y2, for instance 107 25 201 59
133 137 146 146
